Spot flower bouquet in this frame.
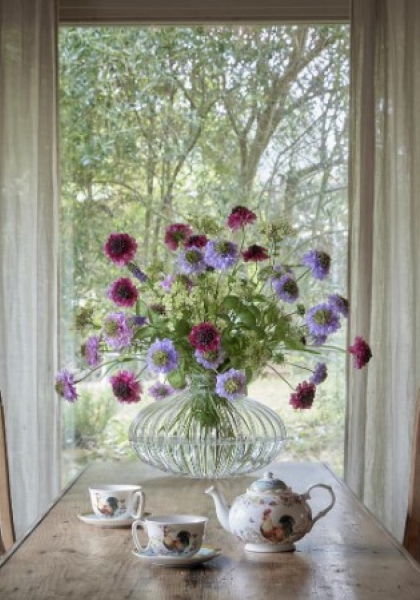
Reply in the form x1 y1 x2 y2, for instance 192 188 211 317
56 206 371 477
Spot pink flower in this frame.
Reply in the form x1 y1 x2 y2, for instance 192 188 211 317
226 206 257 231
184 234 208 248
103 233 137 267
107 277 138 307
188 322 220 352
242 244 269 262
110 370 142 404
289 381 316 410
164 223 193 251
348 336 372 369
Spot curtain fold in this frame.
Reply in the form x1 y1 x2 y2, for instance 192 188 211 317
0 0 60 537
346 0 420 540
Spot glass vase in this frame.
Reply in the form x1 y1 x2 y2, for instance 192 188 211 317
129 377 287 479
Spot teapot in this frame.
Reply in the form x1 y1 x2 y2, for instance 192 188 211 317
205 471 335 553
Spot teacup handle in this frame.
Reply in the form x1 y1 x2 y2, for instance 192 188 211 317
131 491 146 519
131 518 148 551
302 483 336 530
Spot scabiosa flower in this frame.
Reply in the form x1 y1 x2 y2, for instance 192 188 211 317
184 234 208 249
102 312 133 350
107 277 138 308
164 223 193 251
348 336 372 369
302 249 331 280
148 382 175 400
188 322 220 353
147 339 178 374
289 381 316 410
110 370 141 404
272 273 299 303
127 263 147 283
55 369 78 402
215 369 246 400
194 348 225 370
82 335 100 367
204 239 238 270
310 334 328 347
178 246 207 275
310 362 328 385
103 233 137 267
130 315 147 328
242 244 269 262
328 294 349 318
306 302 341 337
226 206 257 231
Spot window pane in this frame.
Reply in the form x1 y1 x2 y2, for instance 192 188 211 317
59 25 349 484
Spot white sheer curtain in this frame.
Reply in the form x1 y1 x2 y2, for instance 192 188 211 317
0 0 60 537
346 0 420 540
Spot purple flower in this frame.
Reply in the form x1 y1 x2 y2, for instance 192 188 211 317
272 274 299 303
306 302 341 337
194 348 225 370
102 312 133 350
82 335 100 367
130 315 147 328
310 362 328 385
103 233 137 267
160 275 175 292
302 249 331 280
289 381 316 410
128 263 147 283
204 239 238 270
178 246 207 275
107 277 138 308
110 370 141 404
215 369 246 400
310 334 328 347
147 339 179 374
148 382 175 400
328 294 349 318
55 369 78 402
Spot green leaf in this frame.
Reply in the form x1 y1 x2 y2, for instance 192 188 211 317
174 319 191 336
167 369 186 389
221 295 241 311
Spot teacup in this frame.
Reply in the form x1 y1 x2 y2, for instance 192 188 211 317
132 514 208 557
89 484 145 520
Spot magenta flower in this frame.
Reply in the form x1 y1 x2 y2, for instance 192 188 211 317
184 234 208 249
242 244 269 262
107 277 138 308
164 223 193 251
110 370 142 404
348 336 372 369
227 206 257 231
55 369 78 402
289 381 316 410
82 335 100 367
188 322 220 353
103 233 137 267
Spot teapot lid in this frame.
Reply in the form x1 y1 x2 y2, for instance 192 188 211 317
249 472 288 493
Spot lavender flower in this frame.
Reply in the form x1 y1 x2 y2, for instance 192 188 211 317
272 273 299 303
128 263 148 283
310 362 328 385
215 369 246 400
147 339 178 374
194 348 226 370
55 369 78 402
102 312 133 350
148 382 175 400
328 294 349 318
160 275 175 292
130 315 147 328
83 335 100 367
204 239 238 270
306 302 341 337
302 249 331 280
178 246 207 275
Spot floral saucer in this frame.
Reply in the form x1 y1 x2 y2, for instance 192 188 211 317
77 512 150 528
131 546 221 567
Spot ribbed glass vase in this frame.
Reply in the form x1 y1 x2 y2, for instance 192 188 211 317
129 376 287 479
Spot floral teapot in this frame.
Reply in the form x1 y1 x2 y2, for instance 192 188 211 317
205 472 336 553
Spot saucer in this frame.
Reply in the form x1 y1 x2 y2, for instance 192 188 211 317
77 512 150 528
131 546 221 567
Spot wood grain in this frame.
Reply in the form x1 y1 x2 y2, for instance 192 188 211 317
0 394 15 554
404 387 420 561
1 460 420 599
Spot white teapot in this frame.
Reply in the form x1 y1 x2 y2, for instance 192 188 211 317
205 471 335 553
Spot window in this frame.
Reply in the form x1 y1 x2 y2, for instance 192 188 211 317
59 24 350 483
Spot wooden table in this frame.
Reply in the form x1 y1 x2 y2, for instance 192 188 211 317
1 461 420 599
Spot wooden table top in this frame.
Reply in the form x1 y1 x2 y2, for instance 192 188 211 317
1 460 420 600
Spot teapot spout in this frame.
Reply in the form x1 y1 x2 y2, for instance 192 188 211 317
205 485 231 534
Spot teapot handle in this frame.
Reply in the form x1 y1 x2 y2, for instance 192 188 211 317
302 483 336 530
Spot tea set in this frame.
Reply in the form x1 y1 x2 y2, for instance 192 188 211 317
77 471 335 566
